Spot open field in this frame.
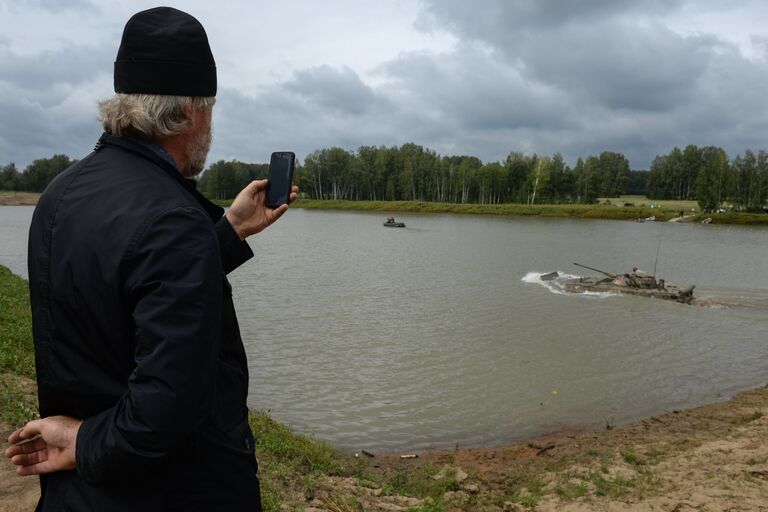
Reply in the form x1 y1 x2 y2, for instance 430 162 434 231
2 265 767 511
599 196 700 213
0 192 39 206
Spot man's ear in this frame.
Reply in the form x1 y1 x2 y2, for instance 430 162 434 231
181 99 197 126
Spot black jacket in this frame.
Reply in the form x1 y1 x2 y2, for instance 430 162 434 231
27 133 261 511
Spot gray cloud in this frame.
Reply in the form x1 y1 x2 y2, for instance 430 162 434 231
11 0 100 13
0 41 113 91
401 0 768 166
0 92 102 166
0 40 111 167
1 1 767 172
381 44 578 131
752 35 768 59
420 1 717 112
418 0 682 34
284 65 386 115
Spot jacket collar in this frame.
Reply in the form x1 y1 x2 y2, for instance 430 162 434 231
95 132 224 223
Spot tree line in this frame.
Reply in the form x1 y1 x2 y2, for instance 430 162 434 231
2 143 767 212
295 145 635 205
646 145 768 212
0 155 77 193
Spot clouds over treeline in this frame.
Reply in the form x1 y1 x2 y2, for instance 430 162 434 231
1 0 767 170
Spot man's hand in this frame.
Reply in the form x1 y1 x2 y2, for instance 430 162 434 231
4 416 82 476
225 180 299 240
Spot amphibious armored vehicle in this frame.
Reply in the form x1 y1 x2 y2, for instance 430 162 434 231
541 263 695 304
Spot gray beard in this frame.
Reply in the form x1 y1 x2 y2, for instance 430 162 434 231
182 124 213 178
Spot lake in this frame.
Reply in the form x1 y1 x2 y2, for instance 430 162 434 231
2 205 767 451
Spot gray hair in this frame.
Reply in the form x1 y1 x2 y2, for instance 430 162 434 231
97 94 215 139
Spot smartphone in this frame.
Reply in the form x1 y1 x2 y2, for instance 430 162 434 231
266 151 295 208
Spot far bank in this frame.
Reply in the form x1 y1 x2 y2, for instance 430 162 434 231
269 198 768 226
6 192 767 225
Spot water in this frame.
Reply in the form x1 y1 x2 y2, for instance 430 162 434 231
2 205 767 451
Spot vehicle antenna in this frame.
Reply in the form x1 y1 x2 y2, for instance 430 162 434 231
652 221 665 276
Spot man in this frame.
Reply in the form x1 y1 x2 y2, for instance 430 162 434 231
4 7 296 510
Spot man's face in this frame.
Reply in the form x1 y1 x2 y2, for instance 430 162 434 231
182 106 213 178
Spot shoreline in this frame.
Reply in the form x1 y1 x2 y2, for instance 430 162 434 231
265 198 768 226
3 380 766 511
5 193 768 225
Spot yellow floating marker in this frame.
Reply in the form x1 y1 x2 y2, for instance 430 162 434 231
550 390 558 396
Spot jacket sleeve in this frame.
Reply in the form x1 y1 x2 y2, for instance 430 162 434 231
215 216 254 274
75 206 223 485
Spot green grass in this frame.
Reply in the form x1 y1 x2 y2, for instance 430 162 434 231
249 409 347 476
555 481 590 500
0 266 35 378
0 265 38 426
247 409 358 511
620 447 645 467
732 410 764 425
0 376 37 426
380 465 460 500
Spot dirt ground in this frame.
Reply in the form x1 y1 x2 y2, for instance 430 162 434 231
0 450 39 512
3 385 767 511
300 385 768 511
0 193 38 206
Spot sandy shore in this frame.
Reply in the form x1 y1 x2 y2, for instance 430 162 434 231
3 382 767 511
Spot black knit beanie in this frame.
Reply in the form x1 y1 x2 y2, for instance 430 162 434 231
114 7 216 96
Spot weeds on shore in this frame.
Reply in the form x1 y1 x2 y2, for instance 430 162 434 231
0 266 37 426
248 410 354 510
0 266 35 379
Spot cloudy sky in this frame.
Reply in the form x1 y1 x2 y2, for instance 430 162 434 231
1 0 767 170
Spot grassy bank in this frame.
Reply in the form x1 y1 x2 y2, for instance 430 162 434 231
0 266 37 426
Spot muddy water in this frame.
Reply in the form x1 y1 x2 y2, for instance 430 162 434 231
2 205 767 451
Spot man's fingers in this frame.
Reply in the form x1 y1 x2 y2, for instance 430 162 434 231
245 179 268 198
11 448 48 467
6 427 24 445
270 204 289 223
16 460 54 477
7 420 43 445
20 420 44 439
5 438 46 457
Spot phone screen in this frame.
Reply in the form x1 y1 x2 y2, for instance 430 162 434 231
267 152 295 208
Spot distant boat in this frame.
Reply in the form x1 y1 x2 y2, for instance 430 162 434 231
383 218 406 228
